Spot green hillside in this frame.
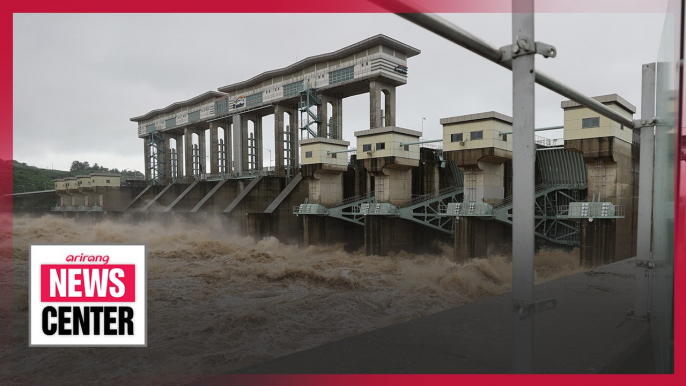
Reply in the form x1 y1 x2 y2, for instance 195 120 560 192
9 160 143 193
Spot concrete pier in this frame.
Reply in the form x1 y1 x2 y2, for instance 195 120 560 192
563 94 638 265
441 112 514 260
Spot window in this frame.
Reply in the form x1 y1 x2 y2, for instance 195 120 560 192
470 131 483 140
328 66 354 85
305 151 313 158
283 81 304 98
376 142 386 150
362 144 372 152
451 133 464 142
404 145 409 151
246 92 263 108
188 111 200 123
331 153 337 159
106 180 110 183
582 117 600 128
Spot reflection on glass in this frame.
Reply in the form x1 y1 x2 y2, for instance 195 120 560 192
651 0 682 373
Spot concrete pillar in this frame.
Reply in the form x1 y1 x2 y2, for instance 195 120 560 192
175 134 184 180
318 95 332 137
374 167 412 206
331 94 343 140
463 162 506 205
209 122 219 174
163 134 172 184
453 217 510 261
384 88 396 127
198 128 206 175
568 138 637 265
184 127 194 183
274 105 286 175
255 115 263 170
289 108 299 170
233 114 244 173
143 138 150 182
309 170 344 206
224 119 232 173
364 216 414 256
369 81 396 128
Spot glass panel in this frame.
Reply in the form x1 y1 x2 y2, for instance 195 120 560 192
329 66 354 85
215 99 228 116
188 111 200 123
283 80 304 98
651 0 682 373
246 92 263 107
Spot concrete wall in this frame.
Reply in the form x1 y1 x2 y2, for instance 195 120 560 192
194 180 242 214
309 171 344 207
563 104 633 143
98 186 147 212
167 181 219 212
248 177 310 245
375 167 412 205
12 191 58 213
142 184 189 212
443 119 513 152
454 217 511 261
463 161 505 204
566 137 638 264
91 175 120 187
355 127 420 161
364 217 450 256
226 177 283 227
54 180 67 190
300 140 349 167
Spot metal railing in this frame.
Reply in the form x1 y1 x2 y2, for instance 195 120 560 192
558 204 625 218
439 202 493 216
397 185 458 208
328 191 375 208
293 204 327 215
534 136 562 147
52 205 103 212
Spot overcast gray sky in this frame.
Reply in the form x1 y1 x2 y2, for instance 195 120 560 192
13 12 667 172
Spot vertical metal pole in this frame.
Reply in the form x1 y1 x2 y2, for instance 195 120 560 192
634 62 656 318
511 0 535 374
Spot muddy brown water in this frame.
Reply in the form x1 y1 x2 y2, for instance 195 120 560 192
0 214 585 384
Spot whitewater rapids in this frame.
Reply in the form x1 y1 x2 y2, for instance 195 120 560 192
1 214 585 384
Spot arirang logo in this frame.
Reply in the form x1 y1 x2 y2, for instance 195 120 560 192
394 65 408 75
29 245 146 347
233 95 246 109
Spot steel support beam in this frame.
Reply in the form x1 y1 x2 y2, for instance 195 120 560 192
511 0 535 373
395 12 637 129
634 62 656 319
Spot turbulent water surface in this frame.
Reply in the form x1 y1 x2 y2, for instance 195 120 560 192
1 214 585 384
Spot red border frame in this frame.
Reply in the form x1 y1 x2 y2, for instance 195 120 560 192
1 0 683 384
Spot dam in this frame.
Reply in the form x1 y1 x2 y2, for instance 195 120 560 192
5 5 680 377
33 34 639 266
